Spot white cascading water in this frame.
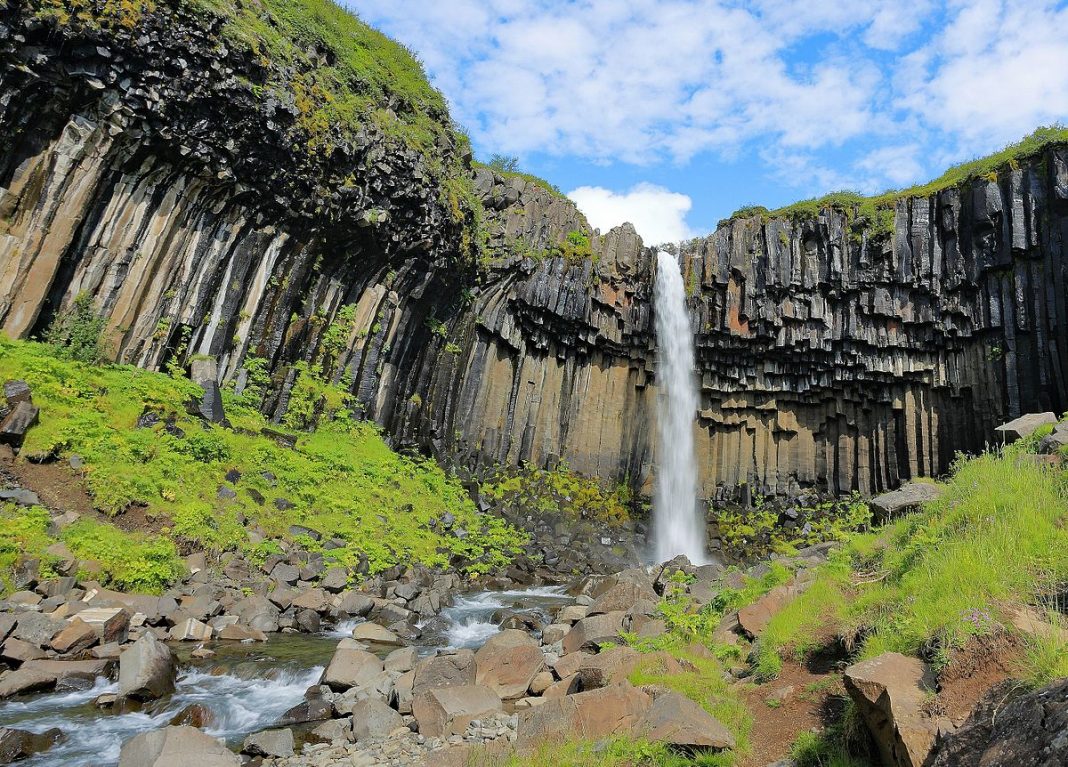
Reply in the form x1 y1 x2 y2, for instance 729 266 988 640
652 250 707 565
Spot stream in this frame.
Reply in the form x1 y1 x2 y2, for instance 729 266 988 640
0 586 573 767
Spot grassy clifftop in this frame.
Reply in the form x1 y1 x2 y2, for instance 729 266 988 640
722 125 1068 232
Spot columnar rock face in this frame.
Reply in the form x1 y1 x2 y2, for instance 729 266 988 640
2 3 1068 502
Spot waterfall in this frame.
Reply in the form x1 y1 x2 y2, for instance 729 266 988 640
652 250 707 565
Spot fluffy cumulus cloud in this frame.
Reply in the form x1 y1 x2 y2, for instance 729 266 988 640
568 184 695 246
349 0 1068 214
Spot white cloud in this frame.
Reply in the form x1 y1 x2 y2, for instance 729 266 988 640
568 183 695 246
350 0 1068 203
896 0 1068 153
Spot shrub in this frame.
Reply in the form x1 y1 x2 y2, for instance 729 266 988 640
44 292 108 364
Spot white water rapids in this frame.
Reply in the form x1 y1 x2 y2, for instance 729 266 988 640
652 250 707 565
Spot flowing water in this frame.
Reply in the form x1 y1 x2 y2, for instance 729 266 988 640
0 586 571 766
438 586 571 649
652 250 707 565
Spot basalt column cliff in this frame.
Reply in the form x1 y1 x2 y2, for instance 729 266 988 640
1 2 1067 502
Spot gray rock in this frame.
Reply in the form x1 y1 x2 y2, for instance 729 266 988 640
869 483 944 521
321 640 384 691
0 726 63 764
118 632 176 701
350 698 404 741
12 613 65 648
117 726 239 767
241 728 294 758
994 412 1058 444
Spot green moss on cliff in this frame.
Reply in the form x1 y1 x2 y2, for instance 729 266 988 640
724 125 1068 232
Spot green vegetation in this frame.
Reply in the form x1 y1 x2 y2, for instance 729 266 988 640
722 125 1068 236
0 338 525 589
0 504 183 594
751 447 1068 686
477 156 567 200
714 494 872 560
494 738 735 767
481 461 633 525
44 292 109 365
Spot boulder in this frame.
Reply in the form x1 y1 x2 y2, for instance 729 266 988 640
232 595 280 633
994 412 1058 444
118 632 176 701
338 592 374 617
76 607 131 644
588 579 658 616
517 684 651 744
844 652 950 767
22 659 112 688
474 629 545 700
413 684 502 737
384 646 418 674
241 728 294 758
351 698 405 740
117 726 240 767
321 567 349 592
1 637 45 664
351 622 403 646
168 703 215 728
0 727 63 764
412 650 477 699
562 611 626 654
321 640 384 691
929 678 1068 767
869 483 944 521
542 623 570 644
216 624 267 642
311 718 353 744
12 613 65 648
51 618 98 654
0 668 56 699
640 689 735 750
170 618 212 642
574 646 642 690
0 401 39 447
278 696 335 726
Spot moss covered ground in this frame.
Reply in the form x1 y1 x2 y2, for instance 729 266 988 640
0 338 525 593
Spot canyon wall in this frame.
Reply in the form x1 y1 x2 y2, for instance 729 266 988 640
2 2 1068 502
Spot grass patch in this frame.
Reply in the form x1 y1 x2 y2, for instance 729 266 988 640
493 737 735 767
629 648 753 758
0 503 183 594
750 446 1068 684
0 339 525 585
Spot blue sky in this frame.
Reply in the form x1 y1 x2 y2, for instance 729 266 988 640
348 0 1068 245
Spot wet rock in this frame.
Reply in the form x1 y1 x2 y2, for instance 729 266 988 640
118 632 176 701
168 703 215 728
350 698 405 741
0 668 56 699
351 623 403 646
322 640 384 691
241 728 294 758
278 696 335 726
216 624 267 642
117 726 239 767
0 726 63 764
